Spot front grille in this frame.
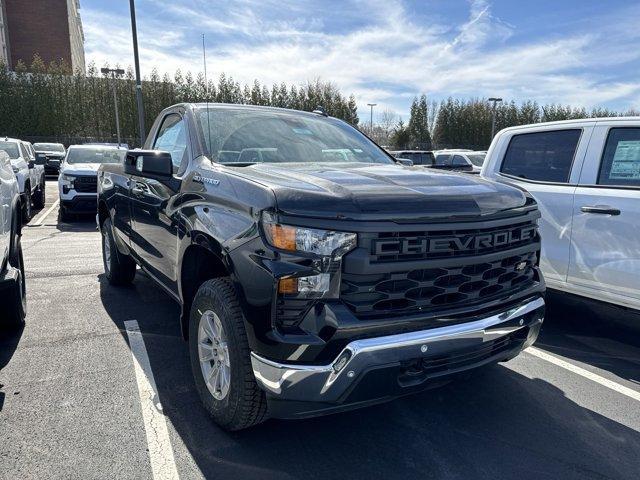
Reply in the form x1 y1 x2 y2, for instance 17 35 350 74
341 251 537 319
340 211 540 320
74 176 97 193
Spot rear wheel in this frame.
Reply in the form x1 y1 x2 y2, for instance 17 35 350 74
0 212 26 329
32 179 45 209
189 278 268 431
101 218 136 285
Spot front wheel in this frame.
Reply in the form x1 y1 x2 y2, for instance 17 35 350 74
189 278 268 431
101 218 136 285
32 179 45 209
0 214 26 329
22 192 32 223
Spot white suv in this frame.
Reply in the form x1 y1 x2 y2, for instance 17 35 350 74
59 144 127 220
0 138 46 221
482 117 640 311
0 150 27 329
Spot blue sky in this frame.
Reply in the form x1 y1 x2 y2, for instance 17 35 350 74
80 0 640 119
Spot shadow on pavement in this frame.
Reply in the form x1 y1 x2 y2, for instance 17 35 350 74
0 324 24 413
54 214 97 233
98 275 640 480
536 290 640 385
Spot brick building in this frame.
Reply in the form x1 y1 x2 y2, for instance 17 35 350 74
1 0 85 72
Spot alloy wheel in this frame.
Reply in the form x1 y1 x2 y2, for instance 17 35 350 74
198 310 231 400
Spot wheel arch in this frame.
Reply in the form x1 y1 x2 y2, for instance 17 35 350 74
97 199 110 228
179 233 232 340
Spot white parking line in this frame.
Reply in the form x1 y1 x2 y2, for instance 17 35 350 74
526 346 640 402
32 199 59 226
124 320 180 480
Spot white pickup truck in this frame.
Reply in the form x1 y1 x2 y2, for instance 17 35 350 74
482 117 640 311
0 138 46 221
0 150 27 329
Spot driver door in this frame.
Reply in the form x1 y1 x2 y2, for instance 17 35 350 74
130 111 188 291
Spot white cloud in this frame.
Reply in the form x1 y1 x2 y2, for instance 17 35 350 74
82 0 640 118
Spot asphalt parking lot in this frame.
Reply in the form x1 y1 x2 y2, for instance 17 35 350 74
1 180 639 480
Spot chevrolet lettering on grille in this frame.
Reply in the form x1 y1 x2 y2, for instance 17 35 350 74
372 225 537 256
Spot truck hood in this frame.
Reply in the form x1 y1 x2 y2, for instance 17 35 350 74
232 162 528 220
61 163 102 176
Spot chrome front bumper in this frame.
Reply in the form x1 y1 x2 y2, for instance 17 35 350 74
251 297 545 406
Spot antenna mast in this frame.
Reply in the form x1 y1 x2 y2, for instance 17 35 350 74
202 34 212 160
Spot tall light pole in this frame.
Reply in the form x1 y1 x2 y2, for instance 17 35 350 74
129 0 146 146
101 67 125 146
488 97 502 141
367 103 377 136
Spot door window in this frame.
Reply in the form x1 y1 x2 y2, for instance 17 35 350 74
452 155 468 166
434 154 450 166
597 128 640 187
501 129 581 183
19 143 29 159
153 113 188 172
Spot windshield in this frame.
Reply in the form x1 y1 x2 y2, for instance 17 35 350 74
0 141 20 159
196 107 393 165
467 153 486 166
34 143 65 153
66 147 126 164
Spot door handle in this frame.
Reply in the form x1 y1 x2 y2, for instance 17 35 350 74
581 205 621 216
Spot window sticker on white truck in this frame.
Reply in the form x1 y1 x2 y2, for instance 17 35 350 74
610 140 640 179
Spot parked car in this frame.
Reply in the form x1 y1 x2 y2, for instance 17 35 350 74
388 150 435 166
58 144 127 221
97 103 545 430
432 150 481 173
0 150 27 329
0 137 46 221
482 117 640 311
34 142 66 176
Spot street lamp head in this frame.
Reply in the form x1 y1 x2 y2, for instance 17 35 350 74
367 103 377 107
488 97 503 102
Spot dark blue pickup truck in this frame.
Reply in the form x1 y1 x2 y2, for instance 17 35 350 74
97 103 545 430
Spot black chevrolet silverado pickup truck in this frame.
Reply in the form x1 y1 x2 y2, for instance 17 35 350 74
97 103 545 430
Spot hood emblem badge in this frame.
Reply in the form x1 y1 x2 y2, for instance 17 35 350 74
515 261 527 271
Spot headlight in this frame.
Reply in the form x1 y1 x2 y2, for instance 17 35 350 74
262 212 357 300
262 213 356 259
60 174 76 189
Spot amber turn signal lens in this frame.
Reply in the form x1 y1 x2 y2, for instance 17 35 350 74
278 277 298 294
265 223 297 251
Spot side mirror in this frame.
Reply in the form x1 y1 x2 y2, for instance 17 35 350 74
35 153 46 165
28 160 35 168
395 157 413 166
125 150 173 177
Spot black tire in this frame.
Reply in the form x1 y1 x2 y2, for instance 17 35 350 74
101 218 136 285
189 278 268 431
0 212 27 329
32 179 45 209
22 188 32 223
58 205 68 222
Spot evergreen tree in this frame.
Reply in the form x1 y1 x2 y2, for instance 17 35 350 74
407 95 432 149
